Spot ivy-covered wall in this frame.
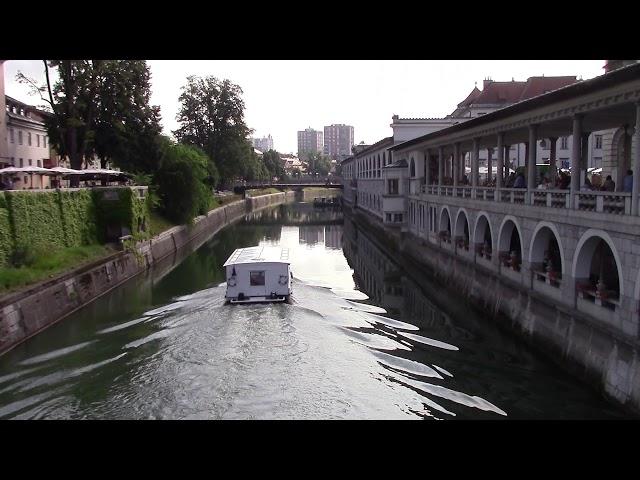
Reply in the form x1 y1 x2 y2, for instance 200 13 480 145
92 188 150 242
0 194 11 267
0 188 150 267
5 190 66 251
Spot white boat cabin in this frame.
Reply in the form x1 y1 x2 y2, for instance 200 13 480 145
223 246 293 303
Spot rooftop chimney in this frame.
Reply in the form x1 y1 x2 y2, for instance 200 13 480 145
483 77 493 89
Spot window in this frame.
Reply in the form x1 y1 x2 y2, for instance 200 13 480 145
28 132 32 146
37 159 42 167
387 178 399 195
44 136 47 148
595 135 602 149
561 137 568 149
250 271 265 286
36 135 40 147
28 159 32 166
18 131 23 145
19 158 23 167
9 128 14 143
394 213 403 223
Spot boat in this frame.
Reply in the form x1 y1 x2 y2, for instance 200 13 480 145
223 245 293 304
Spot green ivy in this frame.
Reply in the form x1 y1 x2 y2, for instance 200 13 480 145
0 188 150 267
0 194 11 267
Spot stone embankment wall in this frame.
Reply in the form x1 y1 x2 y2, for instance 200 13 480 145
0 191 294 355
348 206 640 415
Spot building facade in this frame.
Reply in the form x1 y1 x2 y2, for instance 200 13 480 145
343 64 640 410
253 134 274 153
297 127 323 160
323 124 354 162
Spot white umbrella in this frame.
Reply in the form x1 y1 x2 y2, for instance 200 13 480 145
48 166 83 174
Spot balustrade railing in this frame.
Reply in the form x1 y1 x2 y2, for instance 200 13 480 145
418 183 636 217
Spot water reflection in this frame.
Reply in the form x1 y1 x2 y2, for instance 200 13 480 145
0 201 631 419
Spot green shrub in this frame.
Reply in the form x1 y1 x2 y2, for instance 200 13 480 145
155 143 213 224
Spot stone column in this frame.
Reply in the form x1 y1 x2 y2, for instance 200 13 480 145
496 133 504 191
425 151 431 186
633 102 640 215
438 147 444 188
504 144 510 179
527 125 538 196
570 114 583 208
487 147 493 187
549 137 557 181
453 143 460 187
580 133 590 187
471 138 480 190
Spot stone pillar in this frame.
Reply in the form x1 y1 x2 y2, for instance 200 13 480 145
425 151 431 186
496 133 504 191
633 102 640 215
570 115 583 208
549 137 557 181
453 143 459 187
504 144 510 179
472 138 480 189
438 147 444 187
527 125 538 195
487 147 493 187
582 133 591 186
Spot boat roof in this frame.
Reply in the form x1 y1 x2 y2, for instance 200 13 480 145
223 245 290 267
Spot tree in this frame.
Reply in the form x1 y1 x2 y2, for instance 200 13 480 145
17 60 163 183
262 150 287 180
306 152 332 176
93 61 163 173
154 142 213 224
173 76 253 186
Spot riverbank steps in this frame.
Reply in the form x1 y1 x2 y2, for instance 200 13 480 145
0 191 294 356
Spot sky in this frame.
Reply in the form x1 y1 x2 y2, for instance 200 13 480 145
3 60 605 154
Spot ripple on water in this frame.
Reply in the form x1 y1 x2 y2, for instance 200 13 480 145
339 327 412 351
398 332 460 351
18 340 96 366
387 369 508 417
360 311 420 331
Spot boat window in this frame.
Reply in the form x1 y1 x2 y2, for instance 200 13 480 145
250 271 266 286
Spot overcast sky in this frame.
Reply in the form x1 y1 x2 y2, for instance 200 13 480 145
4 60 605 154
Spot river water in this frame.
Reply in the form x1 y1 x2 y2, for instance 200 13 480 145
0 201 631 419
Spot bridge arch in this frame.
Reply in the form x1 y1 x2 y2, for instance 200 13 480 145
528 222 565 275
572 229 624 299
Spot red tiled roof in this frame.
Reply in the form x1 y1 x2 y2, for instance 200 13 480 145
518 76 578 100
457 87 481 107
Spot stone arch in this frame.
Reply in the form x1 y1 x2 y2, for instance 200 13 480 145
572 229 624 298
410 157 416 177
498 215 524 269
529 221 565 275
473 212 494 247
612 126 632 188
454 208 470 239
439 206 452 234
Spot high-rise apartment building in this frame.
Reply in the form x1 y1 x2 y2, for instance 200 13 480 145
253 134 273 153
297 127 323 160
323 124 354 161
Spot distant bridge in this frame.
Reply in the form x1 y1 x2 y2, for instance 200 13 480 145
234 181 343 193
